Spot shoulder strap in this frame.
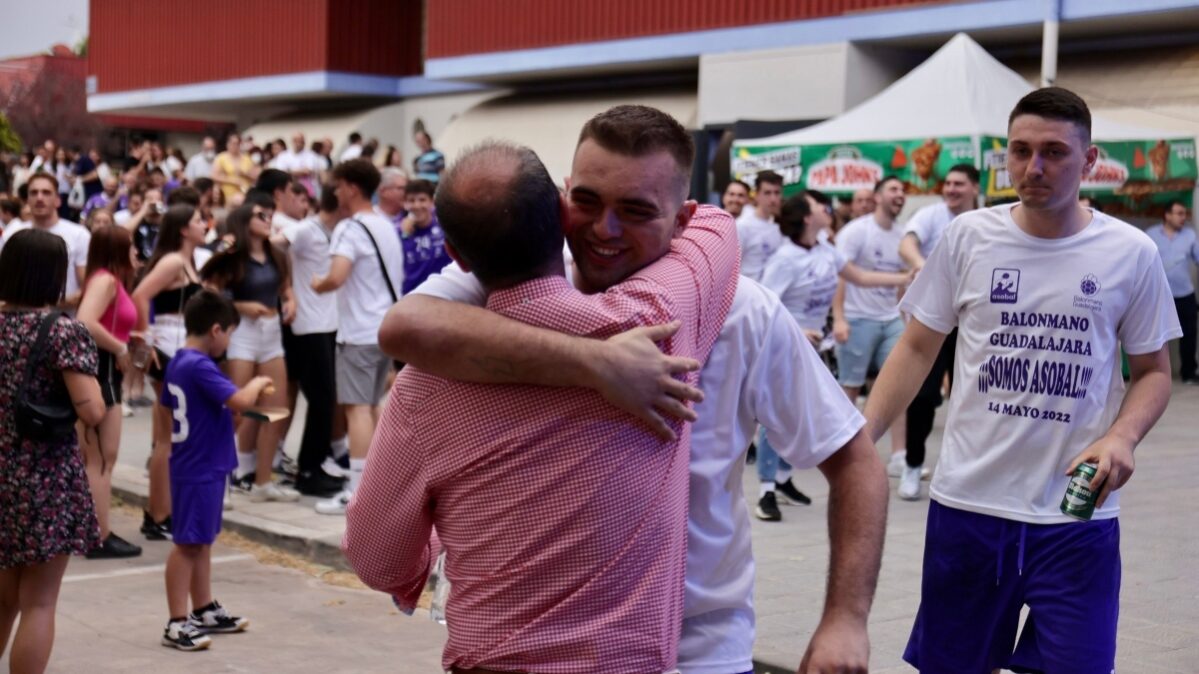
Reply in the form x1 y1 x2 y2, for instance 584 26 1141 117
18 310 65 398
352 217 399 303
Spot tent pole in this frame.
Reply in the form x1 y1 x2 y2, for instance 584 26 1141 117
1041 0 1062 87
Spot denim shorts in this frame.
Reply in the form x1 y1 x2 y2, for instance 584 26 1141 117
834 316 904 387
227 314 285 364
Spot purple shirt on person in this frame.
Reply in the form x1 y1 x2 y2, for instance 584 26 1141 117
401 215 452 294
161 348 239 484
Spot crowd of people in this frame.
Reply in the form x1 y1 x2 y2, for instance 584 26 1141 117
0 87 1193 674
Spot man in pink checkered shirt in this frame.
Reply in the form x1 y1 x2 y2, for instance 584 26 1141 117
345 128 738 671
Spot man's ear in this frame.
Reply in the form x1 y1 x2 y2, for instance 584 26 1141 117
1081 144 1099 179
672 200 698 238
444 240 471 273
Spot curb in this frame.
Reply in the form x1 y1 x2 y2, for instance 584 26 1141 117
110 466 351 571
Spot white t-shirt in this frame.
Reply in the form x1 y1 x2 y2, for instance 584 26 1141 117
413 262 863 674
271 212 300 237
329 212 403 345
760 240 847 332
339 144 363 163
835 214 905 321
735 209 782 282
901 203 1181 524
903 201 955 259
283 216 339 335
274 149 323 175
0 219 91 298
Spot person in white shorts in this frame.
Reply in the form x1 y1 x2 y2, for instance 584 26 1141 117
131 204 208 539
200 202 298 503
311 158 403 516
832 175 909 474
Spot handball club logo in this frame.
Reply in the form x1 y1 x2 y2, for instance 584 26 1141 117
1080 274 1101 297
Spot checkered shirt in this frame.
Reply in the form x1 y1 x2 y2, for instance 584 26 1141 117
344 205 739 673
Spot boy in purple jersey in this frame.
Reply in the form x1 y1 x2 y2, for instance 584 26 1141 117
399 179 451 294
160 291 275 651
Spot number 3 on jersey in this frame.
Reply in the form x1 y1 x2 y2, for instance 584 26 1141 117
166 383 189 443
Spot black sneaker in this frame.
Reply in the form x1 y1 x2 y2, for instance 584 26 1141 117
189 601 248 634
86 533 143 559
140 512 172 541
295 470 346 498
745 442 757 465
231 472 255 493
162 619 212 651
775 479 812 506
755 491 782 521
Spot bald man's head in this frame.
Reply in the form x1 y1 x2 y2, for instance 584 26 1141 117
436 142 564 289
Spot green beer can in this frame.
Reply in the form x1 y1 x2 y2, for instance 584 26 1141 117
1060 462 1100 521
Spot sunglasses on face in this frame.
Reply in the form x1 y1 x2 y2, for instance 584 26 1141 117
252 210 273 221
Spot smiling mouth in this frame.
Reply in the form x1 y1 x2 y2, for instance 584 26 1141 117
590 243 622 258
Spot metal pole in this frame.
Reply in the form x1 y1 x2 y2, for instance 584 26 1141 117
1041 0 1062 87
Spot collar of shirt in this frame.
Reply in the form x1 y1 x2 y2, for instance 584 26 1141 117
486 275 573 313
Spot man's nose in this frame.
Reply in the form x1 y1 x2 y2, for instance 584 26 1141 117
592 209 622 239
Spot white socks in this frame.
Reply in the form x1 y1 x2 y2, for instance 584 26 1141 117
348 458 367 493
331 437 349 460
236 450 257 479
776 468 793 484
759 482 776 497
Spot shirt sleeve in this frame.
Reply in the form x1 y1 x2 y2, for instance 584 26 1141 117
343 382 439 610
903 208 929 241
758 252 793 299
330 220 365 263
1118 243 1184 354
409 260 488 307
751 298 865 468
194 358 240 408
836 220 863 264
51 317 99 377
1189 233 1199 267
898 228 958 334
73 229 92 271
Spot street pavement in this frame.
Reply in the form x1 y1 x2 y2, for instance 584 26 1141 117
17 382 1198 673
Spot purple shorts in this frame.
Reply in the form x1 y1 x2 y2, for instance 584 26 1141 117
905 500 1120 674
170 478 225 545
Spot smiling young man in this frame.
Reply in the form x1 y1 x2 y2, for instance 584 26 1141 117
864 88 1179 673
378 105 888 674
398 179 451 294
0 172 90 307
735 170 785 282
895 164 981 500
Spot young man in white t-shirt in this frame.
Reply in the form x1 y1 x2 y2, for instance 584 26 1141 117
864 88 1179 674
893 164 980 500
271 186 345 497
735 170 784 282
832 176 908 471
311 159 403 515
376 106 889 674
0 172 90 307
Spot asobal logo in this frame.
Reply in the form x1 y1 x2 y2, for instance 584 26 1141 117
990 268 1020 304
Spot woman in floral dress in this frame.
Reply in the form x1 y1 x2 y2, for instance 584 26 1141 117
0 229 106 674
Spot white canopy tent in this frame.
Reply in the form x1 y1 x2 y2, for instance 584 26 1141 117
735 33 1192 150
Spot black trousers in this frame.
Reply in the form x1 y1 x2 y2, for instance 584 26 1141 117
1175 294 1197 381
286 331 338 475
906 328 956 468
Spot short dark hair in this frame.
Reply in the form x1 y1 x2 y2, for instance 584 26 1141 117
777 194 812 242
755 171 783 190
724 180 750 193
318 184 339 213
26 171 58 194
577 105 695 185
874 175 903 193
1008 87 1091 142
406 179 435 198
1166 199 1187 213
0 229 67 306
243 188 276 210
348 132 362 144
167 185 201 207
946 164 980 185
0 197 20 217
183 289 240 336
331 159 381 199
192 177 214 194
435 141 562 289
255 168 292 195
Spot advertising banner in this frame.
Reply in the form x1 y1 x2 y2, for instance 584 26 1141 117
732 137 977 197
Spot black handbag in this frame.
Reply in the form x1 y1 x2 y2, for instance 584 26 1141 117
14 310 79 441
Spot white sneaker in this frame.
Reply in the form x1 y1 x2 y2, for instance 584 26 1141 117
248 481 300 503
887 451 907 477
223 480 233 511
321 457 350 479
898 465 923 501
315 489 352 516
